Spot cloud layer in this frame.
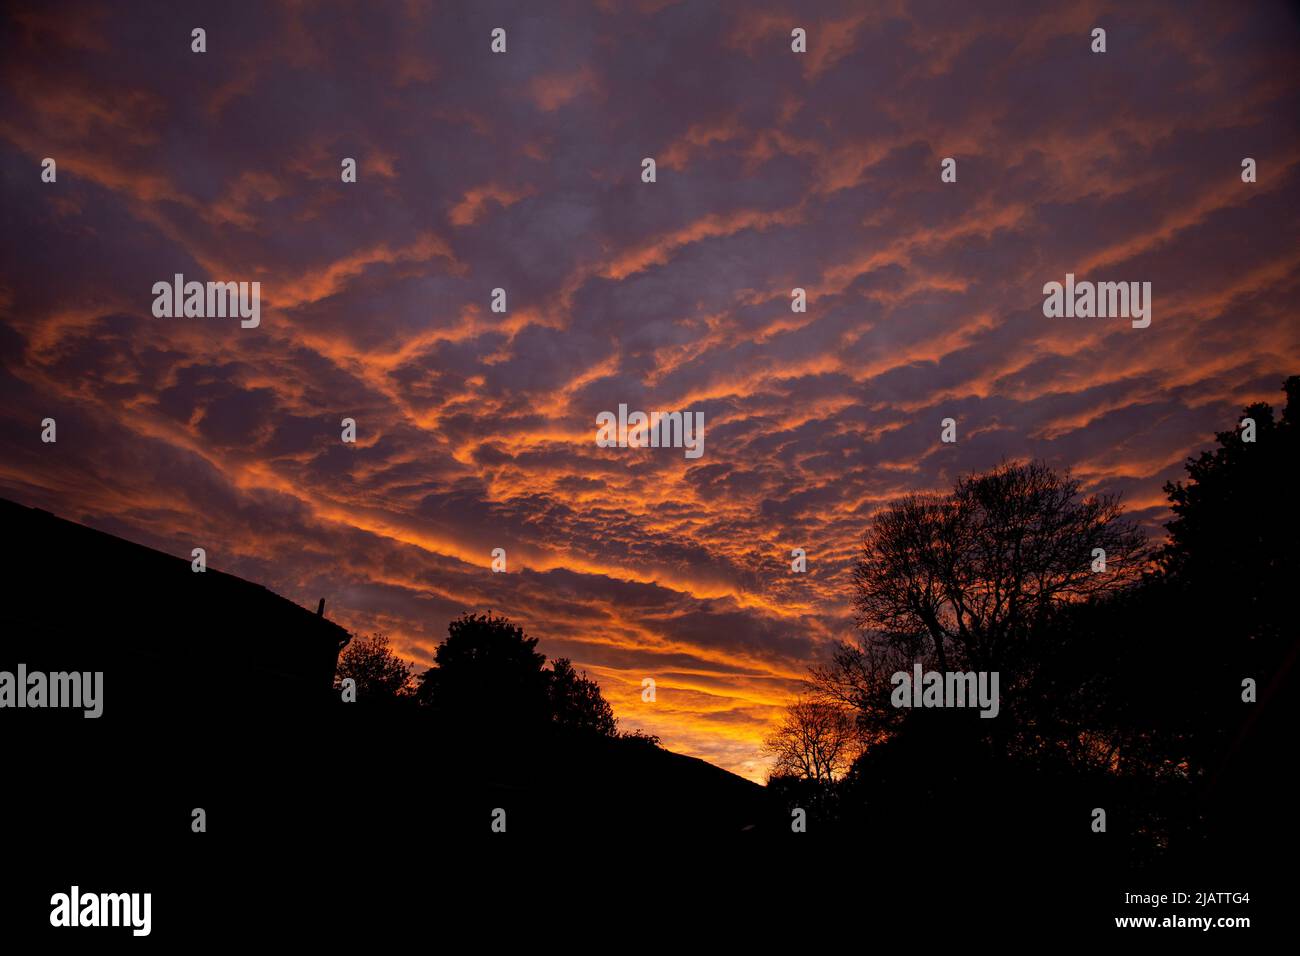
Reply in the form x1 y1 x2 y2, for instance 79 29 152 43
2 0 1299 780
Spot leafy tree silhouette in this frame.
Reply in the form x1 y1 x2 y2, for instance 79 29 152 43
412 612 620 740
1083 377 1300 794
548 658 617 736
334 632 414 702
414 612 549 731
1153 377 1300 859
1161 375 1300 675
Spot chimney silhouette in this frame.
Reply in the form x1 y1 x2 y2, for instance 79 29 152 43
316 597 325 617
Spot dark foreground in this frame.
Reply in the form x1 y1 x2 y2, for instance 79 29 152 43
1 498 1286 941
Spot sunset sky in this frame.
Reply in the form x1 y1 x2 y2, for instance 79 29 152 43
2 0 1298 781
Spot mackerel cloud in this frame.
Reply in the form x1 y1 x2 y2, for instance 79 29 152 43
2 0 1298 780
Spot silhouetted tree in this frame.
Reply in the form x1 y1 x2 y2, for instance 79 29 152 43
414 612 549 728
334 632 413 701
414 613 621 740
1149 378 1300 858
816 461 1147 748
810 634 915 745
854 460 1147 673
618 729 662 748
1161 375 1300 675
1013 380 1298 793
763 696 862 782
784 391 1300 867
548 658 617 736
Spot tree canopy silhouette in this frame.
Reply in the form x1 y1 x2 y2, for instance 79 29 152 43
334 632 414 702
852 459 1146 673
548 657 618 736
772 378 1300 868
1161 375 1299 674
412 612 620 739
810 461 1147 752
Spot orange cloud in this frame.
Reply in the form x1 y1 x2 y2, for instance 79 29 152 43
449 182 535 226
528 66 599 111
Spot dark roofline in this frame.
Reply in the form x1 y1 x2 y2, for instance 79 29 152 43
0 496 351 651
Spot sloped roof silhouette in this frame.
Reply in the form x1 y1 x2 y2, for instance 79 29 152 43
0 496 349 709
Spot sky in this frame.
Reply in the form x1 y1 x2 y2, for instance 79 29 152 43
2 0 1298 781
